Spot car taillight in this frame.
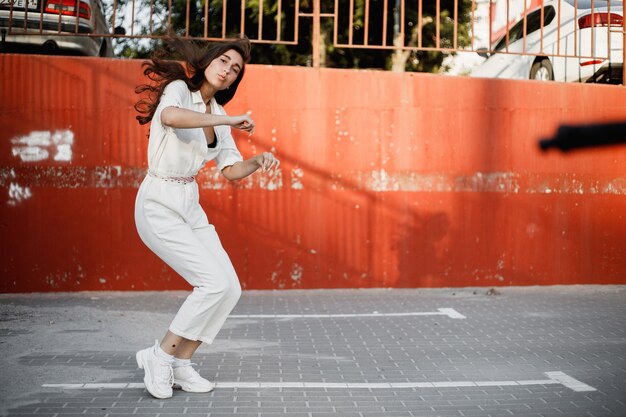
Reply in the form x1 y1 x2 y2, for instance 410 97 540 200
45 0 92 20
580 59 605 66
578 12 623 29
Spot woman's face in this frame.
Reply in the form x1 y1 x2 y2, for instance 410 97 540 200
204 49 244 90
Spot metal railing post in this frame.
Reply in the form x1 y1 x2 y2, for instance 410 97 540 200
623 0 625 85
313 0 321 67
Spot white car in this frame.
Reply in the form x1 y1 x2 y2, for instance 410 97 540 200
0 0 124 57
471 0 624 83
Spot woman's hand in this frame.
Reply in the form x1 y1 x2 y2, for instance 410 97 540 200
254 152 280 172
222 152 281 181
230 112 255 135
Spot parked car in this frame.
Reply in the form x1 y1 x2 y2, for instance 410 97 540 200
0 0 125 57
471 0 624 82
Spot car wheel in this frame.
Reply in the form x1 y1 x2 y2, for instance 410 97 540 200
530 59 554 81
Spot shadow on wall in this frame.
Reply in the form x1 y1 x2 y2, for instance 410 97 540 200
215 129 455 289
394 211 450 287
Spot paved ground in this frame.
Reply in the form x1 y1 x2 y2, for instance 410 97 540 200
1 286 625 417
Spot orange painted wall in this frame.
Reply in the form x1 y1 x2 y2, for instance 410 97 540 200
1 54 626 292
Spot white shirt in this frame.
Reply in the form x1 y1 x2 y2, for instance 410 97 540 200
147 79 243 177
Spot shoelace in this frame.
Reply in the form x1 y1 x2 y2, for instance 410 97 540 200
176 363 205 382
155 361 174 387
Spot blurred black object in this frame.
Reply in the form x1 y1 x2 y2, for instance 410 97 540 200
539 121 626 152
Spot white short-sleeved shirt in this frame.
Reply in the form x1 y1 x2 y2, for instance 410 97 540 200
147 79 243 177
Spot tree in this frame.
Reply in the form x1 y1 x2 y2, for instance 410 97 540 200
393 0 473 73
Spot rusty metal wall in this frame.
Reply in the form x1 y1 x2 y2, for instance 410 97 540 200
1 54 626 292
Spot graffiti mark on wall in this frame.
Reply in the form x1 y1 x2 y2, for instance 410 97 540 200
291 167 304 190
2 164 625 196
6 130 74 205
8 182 32 206
11 130 74 163
358 171 626 195
290 263 303 285
362 170 521 193
257 168 284 191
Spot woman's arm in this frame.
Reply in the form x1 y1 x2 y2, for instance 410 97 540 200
222 152 280 181
161 106 254 134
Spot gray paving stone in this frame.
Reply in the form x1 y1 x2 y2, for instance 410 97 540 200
5 412 43 417
160 415 208 417
2 286 626 417
55 414 95 417
259 414 308 417
236 407 284 413
208 414 257 417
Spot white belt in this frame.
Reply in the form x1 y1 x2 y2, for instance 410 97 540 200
148 170 195 184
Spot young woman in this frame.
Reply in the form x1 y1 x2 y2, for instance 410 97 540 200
133 37 279 399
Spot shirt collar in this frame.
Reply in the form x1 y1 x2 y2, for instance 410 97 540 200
191 90 205 105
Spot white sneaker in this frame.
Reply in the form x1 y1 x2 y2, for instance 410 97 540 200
173 363 215 393
136 341 174 399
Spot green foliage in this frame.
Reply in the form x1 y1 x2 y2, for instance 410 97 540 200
400 0 474 72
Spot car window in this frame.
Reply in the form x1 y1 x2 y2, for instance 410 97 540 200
494 6 556 52
494 19 525 51
527 6 556 34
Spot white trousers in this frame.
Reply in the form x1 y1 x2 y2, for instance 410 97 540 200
134 176 241 344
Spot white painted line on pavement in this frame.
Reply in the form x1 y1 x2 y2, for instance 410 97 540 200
83 383 128 389
42 371 595 392
437 308 467 319
544 371 597 392
516 379 560 386
474 380 520 387
44 383 85 389
432 381 476 388
229 307 466 320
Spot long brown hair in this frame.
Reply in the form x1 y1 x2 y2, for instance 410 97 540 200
134 36 251 125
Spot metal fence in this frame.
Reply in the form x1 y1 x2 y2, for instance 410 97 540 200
2 0 625 82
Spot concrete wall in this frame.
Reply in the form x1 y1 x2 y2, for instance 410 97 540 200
1 54 626 292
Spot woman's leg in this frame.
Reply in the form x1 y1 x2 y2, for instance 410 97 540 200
138 199 235 342
166 333 202 359
135 195 232 395
166 225 241 361
190 224 242 346
160 330 200 357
